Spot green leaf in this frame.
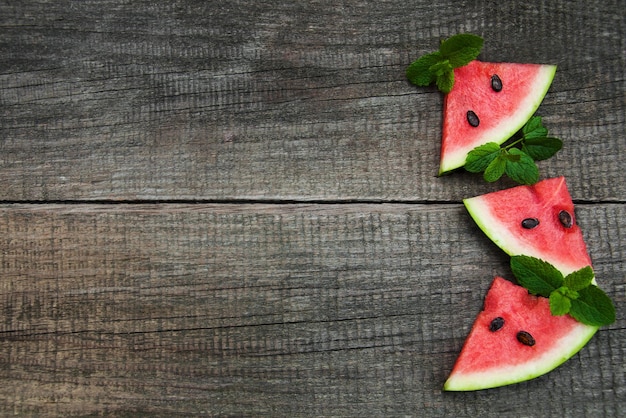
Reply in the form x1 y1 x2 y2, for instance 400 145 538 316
509 257 615 327
564 287 579 300
406 52 442 86
549 290 572 316
522 137 563 161
524 126 549 140
463 116 564 184
568 285 616 326
436 70 455 94
502 150 521 162
504 148 539 185
522 116 541 133
483 154 506 182
446 47 482 68
519 116 563 161
465 142 501 173
510 255 564 297
564 266 595 291
406 33 483 93
440 33 484 58
429 59 453 77
522 116 548 140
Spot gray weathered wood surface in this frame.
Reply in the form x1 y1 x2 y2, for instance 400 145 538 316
1 1 624 416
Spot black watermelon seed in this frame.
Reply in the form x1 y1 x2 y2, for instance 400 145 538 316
558 210 573 228
491 74 503 92
489 317 505 332
521 218 540 229
516 331 536 346
467 110 480 127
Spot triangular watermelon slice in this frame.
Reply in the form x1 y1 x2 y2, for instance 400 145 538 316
439 60 556 174
443 276 597 391
463 177 591 275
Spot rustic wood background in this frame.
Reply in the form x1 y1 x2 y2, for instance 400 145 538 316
1 0 624 416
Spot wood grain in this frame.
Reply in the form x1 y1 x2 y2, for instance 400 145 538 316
0 0 625 416
0 0 624 201
0 203 623 416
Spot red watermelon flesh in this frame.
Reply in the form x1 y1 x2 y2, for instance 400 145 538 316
444 276 597 391
440 60 556 174
463 177 591 276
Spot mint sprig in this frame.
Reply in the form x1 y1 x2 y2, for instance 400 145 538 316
465 116 563 185
406 33 483 94
510 255 615 327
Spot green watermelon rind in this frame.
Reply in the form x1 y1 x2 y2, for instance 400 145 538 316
439 64 557 175
443 319 597 391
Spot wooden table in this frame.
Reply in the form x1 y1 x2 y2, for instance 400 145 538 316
1 1 624 416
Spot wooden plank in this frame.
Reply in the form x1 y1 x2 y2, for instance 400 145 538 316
0 0 624 201
0 203 623 416
1 1 624 416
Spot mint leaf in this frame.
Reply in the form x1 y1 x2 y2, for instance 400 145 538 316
483 154 506 182
446 47 482 68
429 59 453 77
564 287 580 300
440 33 484 58
522 116 548 139
549 290 572 316
436 70 455 94
464 115 563 185
465 142 501 172
564 266 594 291
569 285 616 326
509 256 615 326
510 255 563 297
504 148 539 185
406 33 483 93
510 256 615 327
522 137 563 161
406 52 442 86
502 150 521 162
520 116 562 160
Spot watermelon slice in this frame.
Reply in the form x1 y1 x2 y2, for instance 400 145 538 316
443 276 597 391
463 177 590 275
439 60 556 174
